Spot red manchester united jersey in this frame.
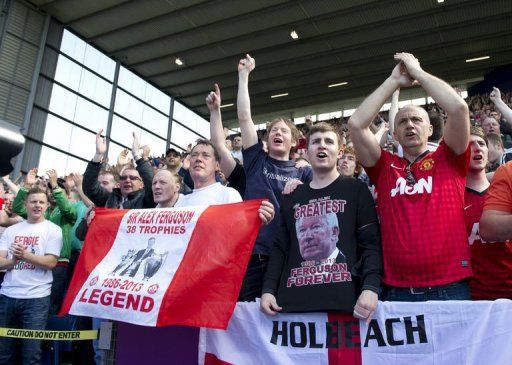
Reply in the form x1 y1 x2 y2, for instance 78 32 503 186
365 141 471 287
465 188 512 300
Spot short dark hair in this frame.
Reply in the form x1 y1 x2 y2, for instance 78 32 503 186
99 169 118 183
166 148 181 157
305 122 341 147
191 139 220 162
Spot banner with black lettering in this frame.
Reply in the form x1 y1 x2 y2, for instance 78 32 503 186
60 201 262 329
199 299 512 364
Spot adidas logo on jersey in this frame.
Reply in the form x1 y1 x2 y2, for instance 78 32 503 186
390 176 433 197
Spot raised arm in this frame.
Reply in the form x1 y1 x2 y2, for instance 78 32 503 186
374 122 390 146
70 172 94 208
11 168 37 218
490 87 512 128
132 133 155 208
207 83 237 178
83 130 110 207
46 169 76 225
349 62 414 167
2 175 19 196
388 88 400 136
237 54 258 149
394 52 469 155
92 129 106 163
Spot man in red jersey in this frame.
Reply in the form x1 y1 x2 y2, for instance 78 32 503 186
465 126 512 299
348 52 471 301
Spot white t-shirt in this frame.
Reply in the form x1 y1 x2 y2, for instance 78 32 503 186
174 182 242 207
155 194 183 208
0 220 62 299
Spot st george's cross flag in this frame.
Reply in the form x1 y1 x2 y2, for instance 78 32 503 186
60 200 263 329
199 299 512 364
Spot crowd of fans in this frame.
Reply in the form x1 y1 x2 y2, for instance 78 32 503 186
0 52 511 364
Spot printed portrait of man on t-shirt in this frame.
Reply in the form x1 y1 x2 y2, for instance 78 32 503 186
295 212 346 263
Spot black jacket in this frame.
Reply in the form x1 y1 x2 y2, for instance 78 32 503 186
83 158 156 209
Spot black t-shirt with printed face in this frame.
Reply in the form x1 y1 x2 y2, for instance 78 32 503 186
263 176 382 313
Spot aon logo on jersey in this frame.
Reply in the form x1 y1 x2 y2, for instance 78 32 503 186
468 223 505 245
390 176 433 197
468 223 484 245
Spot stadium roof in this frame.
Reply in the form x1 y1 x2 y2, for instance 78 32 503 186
28 0 512 127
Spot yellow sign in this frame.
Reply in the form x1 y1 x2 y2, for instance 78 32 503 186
0 327 98 340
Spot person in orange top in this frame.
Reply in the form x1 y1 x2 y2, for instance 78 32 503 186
480 161 512 242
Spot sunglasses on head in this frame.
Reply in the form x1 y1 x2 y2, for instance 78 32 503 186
120 175 141 181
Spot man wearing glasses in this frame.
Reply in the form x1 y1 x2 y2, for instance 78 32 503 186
83 130 155 209
348 53 471 301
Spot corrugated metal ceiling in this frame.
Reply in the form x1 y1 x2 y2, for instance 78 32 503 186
28 0 512 127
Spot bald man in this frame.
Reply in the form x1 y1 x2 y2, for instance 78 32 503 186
152 169 181 208
348 53 471 302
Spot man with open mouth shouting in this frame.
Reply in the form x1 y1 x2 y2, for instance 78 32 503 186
348 53 472 302
236 54 313 301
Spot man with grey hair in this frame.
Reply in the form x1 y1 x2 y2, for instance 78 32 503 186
296 212 345 263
